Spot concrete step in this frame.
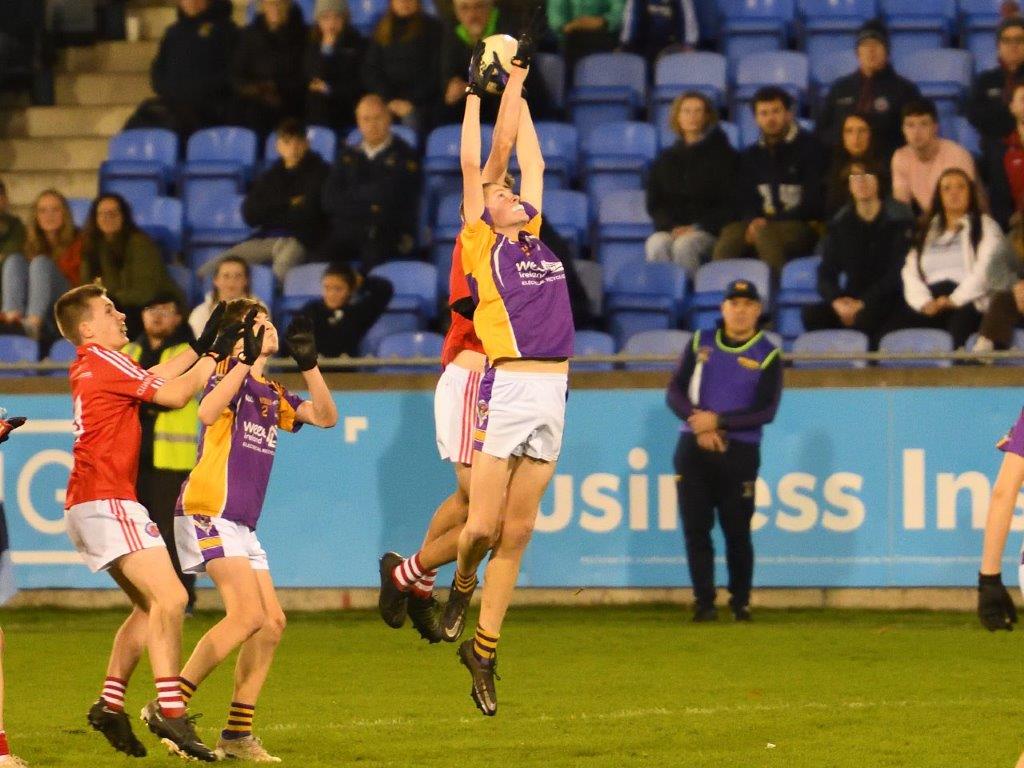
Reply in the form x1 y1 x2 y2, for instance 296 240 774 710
0 138 109 172
58 41 158 74
3 171 98 207
0 105 134 139
55 73 152 107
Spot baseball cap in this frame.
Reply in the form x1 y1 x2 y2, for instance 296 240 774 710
724 279 761 302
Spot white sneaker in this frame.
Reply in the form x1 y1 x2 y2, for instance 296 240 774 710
0 755 29 767
216 734 281 763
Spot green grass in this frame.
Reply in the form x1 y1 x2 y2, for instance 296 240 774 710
3 606 1022 767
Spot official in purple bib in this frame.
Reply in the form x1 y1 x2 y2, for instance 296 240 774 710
666 280 782 622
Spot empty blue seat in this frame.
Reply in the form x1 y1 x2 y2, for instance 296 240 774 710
734 50 810 106
346 124 419 151
622 329 692 371
582 121 657 214
542 190 589 256
595 189 654 290
535 52 566 112
569 53 647 140
265 125 337 165
691 259 771 330
809 48 859 110
133 196 183 257
966 31 998 72
100 128 178 201
369 261 438 321
608 262 688 347
46 338 77 362
791 329 869 368
0 334 38 376
799 0 876 62
181 126 258 198
652 53 728 129
166 264 195 307
893 49 972 115
281 263 328 313
359 312 421 356
186 190 250 269
349 0 388 35
777 255 822 339
880 0 955 58
424 123 493 218
718 0 793 67
573 330 616 371
878 328 954 367
377 331 445 372
941 114 981 156
509 122 579 187
68 197 91 229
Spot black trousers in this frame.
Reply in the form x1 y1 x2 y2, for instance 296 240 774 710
801 298 895 347
674 433 761 609
136 466 196 605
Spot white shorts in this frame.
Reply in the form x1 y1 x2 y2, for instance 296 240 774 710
474 368 568 461
174 515 269 574
65 499 166 573
434 363 483 464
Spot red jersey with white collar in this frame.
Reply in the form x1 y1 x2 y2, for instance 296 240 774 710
65 343 165 508
440 239 485 367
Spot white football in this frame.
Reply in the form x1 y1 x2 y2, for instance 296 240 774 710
474 34 522 95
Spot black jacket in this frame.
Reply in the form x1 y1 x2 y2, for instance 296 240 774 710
735 126 826 222
322 138 420 240
151 2 237 106
817 64 920 155
646 127 738 235
361 14 443 110
967 64 1024 142
817 199 914 305
304 27 367 128
243 151 330 247
231 5 308 119
300 276 394 357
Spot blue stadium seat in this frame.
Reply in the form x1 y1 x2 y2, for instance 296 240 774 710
573 329 616 371
424 123 493 219
346 124 419 151
880 0 955 59
541 190 589 257
966 30 998 71
185 190 251 269
431 192 462 292
893 49 972 116
791 329 869 368
809 48 858 111
359 313 421 356
776 255 822 340
621 329 692 371
68 197 91 229
798 0 876 63
734 51 809 106
132 196 183 258
535 53 566 113
166 264 195 307
0 334 38 376
651 52 728 128
377 331 445 372
959 0 1001 69
607 262 688 347
265 125 337 165
691 259 771 330
100 128 178 202
581 121 657 215
369 261 438 321
878 328 954 367
509 122 579 188
967 329 1024 365
568 53 647 141
595 189 654 290
281 263 328 313
46 338 76 362
181 126 259 199
349 0 388 35
941 114 981 156
718 0 793 69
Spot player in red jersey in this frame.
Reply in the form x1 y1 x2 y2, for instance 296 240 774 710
54 282 254 762
377 33 527 642
0 415 27 767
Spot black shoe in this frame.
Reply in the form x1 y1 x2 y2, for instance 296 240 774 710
692 605 719 622
88 699 147 757
378 552 408 629
441 577 475 642
732 605 752 622
457 639 498 716
139 700 217 762
407 593 443 643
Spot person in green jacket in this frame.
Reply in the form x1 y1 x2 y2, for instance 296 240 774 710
0 181 25 259
546 0 625 77
80 194 184 339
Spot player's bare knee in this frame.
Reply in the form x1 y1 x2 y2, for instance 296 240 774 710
502 519 535 552
263 610 286 643
461 520 493 548
153 582 189 615
0 626 6 651
230 606 266 639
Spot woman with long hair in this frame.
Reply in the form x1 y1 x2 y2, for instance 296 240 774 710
189 256 253 340
823 112 883 218
1 189 82 339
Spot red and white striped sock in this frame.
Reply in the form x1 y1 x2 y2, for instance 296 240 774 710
391 553 426 591
101 676 127 712
156 677 186 718
411 569 437 599
0 730 10 756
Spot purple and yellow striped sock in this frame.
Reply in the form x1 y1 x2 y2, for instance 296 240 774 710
454 570 477 594
179 676 197 707
221 702 255 741
472 626 499 663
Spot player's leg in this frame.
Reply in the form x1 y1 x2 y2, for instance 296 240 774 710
715 441 760 621
0 627 23 767
676 436 719 621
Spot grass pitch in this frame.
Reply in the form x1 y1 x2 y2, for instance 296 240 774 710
4 605 1022 767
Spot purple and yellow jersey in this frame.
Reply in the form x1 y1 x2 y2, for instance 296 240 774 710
997 407 1024 457
176 359 304 529
459 203 574 362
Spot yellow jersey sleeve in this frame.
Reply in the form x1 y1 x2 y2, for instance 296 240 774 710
524 213 542 238
458 219 494 273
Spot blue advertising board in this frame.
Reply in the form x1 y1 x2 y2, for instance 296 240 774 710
2 387 1022 589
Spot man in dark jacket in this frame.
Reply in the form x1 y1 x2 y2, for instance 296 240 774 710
816 19 920 158
801 159 913 344
321 94 420 270
125 0 237 137
305 0 367 130
209 118 330 281
967 15 1024 227
712 87 825 273
301 262 393 357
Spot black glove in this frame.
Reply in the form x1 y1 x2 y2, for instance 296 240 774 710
978 572 1018 631
512 8 541 69
450 297 477 321
467 40 507 96
0 416 26 444
237 308 265 366
466 41 488 97
285 316 318 371
190 301 226 356
208 319 244 362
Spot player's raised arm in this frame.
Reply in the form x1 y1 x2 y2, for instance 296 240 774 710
286 317 338 428
461 58 486 223
191 311 265 424
482 56 527 184
148 301 227 380
516 101 544 214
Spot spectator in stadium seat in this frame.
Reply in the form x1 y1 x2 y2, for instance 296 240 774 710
802 159 914 344
320 94 420 270
1 189 82 340
989 81 1024 224
125 0 237 137
305 0 367 131
967 10 1024 228
188 255 253 339
0 181 25 259
212 119 330 282
299 262 393 357
548 0 625 77
889 168 1005 348
80 194 184 340
361 0 442 132
619 0 698 61
816 19 920 158
232 0 309 136
824 112 885 218
645 91 737 274
712 87 825 274
891 98 977 215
